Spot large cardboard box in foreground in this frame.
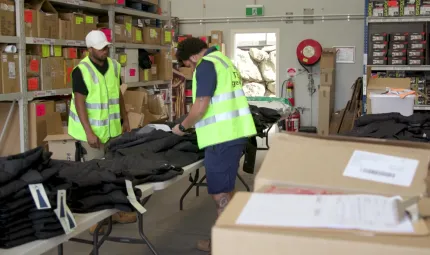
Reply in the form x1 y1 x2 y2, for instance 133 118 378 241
213 192 430 255
254 133 430 196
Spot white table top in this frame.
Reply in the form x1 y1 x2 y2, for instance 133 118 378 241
0 183 155 255
136 159 204 192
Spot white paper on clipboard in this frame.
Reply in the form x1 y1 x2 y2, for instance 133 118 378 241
333 46 355 64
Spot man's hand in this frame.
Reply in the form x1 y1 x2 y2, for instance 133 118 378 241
86 131 101 149
172 124 185 136
122 118 131 133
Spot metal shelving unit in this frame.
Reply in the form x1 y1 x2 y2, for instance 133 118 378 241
0 0 173 153
364 0 430 114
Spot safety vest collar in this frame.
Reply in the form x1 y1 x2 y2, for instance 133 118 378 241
79 57 119 84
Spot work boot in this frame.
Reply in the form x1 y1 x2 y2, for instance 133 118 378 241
89 223 106 235
197 239 211 252
112 211 137 224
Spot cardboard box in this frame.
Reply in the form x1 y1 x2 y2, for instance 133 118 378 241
55 99 69 125
44 134 75 161
121 49 139 83
128 112 144 129
24 9 38 37
64 59 80 87
366 77 410 114
124 90 148 113
59 19 71 40
1 53 19 94
115 15 132 42
63 48 78 59
59 13 85 41
29 100 55 148
211 30 223 44
29 0 59 38
161 29 172 45
213 192 430 255
132 26 143 44
317 86 335 136
320 48 336 69
179 67 194 80
41 57 65 90
26 55 41 77
254 132 430 196
143 27 161 45
84 14 98 35
320 68 335 87
0 0 16 36
139 68 152 82
0 102 20 156
155 50 173 80
113 23 127 42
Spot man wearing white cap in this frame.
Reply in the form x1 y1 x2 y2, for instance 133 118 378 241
68 30 135 234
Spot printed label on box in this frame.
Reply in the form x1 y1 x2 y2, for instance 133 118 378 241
165 31 172 42
36 104 46 117
129 68 136 77
8 62 15 79
76 17 84 25
86 16 94 24
119 55 127 64
42 45 50 58
30 59 39 72
150 29 157 38
136 30 142 41
24 10 33 23
54 46 62 57
28 78 38 91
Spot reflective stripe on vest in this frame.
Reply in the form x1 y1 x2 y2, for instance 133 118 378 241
195 107 251 128
210 89 244 104
85 98 120 109
69 111 121 126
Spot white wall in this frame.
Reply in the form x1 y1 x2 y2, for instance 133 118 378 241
163 0 365 127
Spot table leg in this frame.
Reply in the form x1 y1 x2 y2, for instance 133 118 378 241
180 170 200 211
90 217 112 255
137 213 159 255
196 175 207 197
237 174 251 191
57 243 63 255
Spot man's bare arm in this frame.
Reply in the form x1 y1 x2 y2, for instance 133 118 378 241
74 93 93 134
181 96 211 129
119 90 128 121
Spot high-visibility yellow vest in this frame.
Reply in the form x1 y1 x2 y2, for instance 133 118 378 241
68 57 122 144
192 51 256 149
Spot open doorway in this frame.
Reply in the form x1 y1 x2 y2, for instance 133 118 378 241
230 29 280 98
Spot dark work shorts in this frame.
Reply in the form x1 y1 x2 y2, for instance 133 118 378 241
204 141 245 195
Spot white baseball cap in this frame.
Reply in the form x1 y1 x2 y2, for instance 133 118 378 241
86 30 111 50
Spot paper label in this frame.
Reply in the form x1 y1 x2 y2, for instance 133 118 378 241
28 78 39 91
151 66 157 75
343 150 419 187
69 48 77 59
57 190 67 218
54 46 62 57
126 23 132 32
388 7 399 16
373 8 384 17
54 189 77 234
29 184 51 210
404 6 415 16
119 54 127 64
136 30 142 41
24 10 33 23
86 16 94 24
164 31 172 43
117 0 125 4
29 59 39 72
36 104 46 117
421 6 430 15
150 29 157 38
236 193 414 233
129 68 136 77
42 45 50 58
8 62 15 79
76 16 84 25
144 69 149 81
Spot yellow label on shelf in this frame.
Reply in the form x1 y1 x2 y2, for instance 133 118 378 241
76 16 84 25
42 45 50 58
164 31 171 43
54 46 62 57
150 29 157 38
126 23 131 32
144 69 149 81
119 54 127 64
136 30 142 42
86 16 94 24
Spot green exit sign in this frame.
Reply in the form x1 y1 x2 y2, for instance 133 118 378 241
246 5 264 17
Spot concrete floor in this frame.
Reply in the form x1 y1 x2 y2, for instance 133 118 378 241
44 151 267 255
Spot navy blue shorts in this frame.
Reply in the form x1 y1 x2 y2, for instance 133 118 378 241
204 141 246 195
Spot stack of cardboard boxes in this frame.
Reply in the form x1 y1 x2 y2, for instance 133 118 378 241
213 132 430 255
317 49 336 136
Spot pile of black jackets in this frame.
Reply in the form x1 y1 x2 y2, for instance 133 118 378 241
343 112 430 142
249 105 282 136
105 126 204 167
0 147 70 248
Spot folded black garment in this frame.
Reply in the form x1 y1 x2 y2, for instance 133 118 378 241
107 128 169 152
0 221 33 236
32 216 59 226
0 228 35 242
58 160 118 187
72 190 129 211
0 147 51 185
68 183 126 200
0 195 33 213
35 229 64 239
33 222 63 232
0 213 31 228
0 203 34 219
0 235 37 249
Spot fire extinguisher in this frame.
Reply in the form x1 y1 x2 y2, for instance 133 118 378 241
286 110 300 132
284 79 300 132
